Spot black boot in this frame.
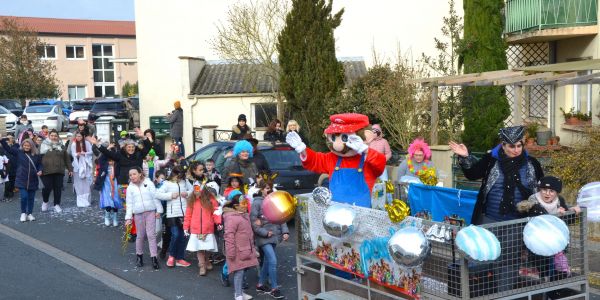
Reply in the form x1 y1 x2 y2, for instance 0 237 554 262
136 254 143 267
152 256 160 270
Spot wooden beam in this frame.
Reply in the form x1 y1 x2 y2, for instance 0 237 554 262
521 72 578 85
556 72 600 86
512 85 523 125
430 86 439 145
494 72 554 85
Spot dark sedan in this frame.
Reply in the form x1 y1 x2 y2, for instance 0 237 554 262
187 141 320 195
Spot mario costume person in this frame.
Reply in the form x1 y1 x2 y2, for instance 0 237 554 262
286 113 386 207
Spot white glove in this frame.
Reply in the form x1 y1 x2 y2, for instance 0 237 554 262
184 230 190 237
346 134 369 154
286 131 306 153
214 206 223 216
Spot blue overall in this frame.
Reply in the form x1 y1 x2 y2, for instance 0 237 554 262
329 154 371 208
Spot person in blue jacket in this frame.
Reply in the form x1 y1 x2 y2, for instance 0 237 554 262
0 134 43 222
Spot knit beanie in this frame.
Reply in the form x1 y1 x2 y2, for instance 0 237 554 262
174 100 181 109
538 176 562 193
227 189 243 201
238 114 247 122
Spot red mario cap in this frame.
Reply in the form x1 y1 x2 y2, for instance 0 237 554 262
324 113 370 134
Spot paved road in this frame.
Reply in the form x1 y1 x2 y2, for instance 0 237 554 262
0 181 298 300
0 233 134 300
1 180 599 300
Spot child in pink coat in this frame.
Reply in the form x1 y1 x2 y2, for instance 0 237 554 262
223 194 258 300
183 184 221 276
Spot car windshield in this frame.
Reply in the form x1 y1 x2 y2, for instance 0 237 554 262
29 101 51 106
72 102 95 111
92 102 123 111
0 106 10 114
0 101 22 109
25 105 53 113
262 149 303 170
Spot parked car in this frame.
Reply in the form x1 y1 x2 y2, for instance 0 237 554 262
0 99 24 117
69 100 96 124
186 141 321 195
0 105 18 133
29 100 72 117
87 99 134 126
22 105 68 132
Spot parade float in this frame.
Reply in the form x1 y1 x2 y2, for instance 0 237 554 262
267 113 592 300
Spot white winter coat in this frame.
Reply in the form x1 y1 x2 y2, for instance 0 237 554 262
156 179 193 218
125 178 163 220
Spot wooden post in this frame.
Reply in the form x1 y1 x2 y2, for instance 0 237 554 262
513 85 523 125
430 86 439 145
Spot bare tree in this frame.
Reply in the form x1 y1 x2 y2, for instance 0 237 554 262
210 0 290 122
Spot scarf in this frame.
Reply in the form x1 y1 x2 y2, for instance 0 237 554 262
535 192 560 214
499 149 532 215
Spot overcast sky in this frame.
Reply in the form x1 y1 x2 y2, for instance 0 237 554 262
0 0 463 67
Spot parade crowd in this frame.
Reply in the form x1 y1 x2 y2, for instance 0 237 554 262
0 100 582 300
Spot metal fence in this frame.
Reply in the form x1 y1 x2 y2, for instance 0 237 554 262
296 194 589 299
505 0 598 34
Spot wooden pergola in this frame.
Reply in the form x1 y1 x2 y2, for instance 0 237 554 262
413 59 600 145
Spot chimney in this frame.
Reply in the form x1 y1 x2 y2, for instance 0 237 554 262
179 56 206 97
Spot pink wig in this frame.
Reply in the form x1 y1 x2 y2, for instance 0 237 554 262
407 138 432 160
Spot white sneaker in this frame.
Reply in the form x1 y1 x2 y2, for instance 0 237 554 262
54 205 62 213
41 202 48 212
243 293 253 300
27 214 35 221
20 213 26 222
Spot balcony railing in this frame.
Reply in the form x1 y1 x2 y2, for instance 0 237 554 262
505 0 598 34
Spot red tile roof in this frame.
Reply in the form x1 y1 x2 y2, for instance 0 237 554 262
0 16 135 37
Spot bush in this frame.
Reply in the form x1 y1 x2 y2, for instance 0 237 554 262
548 126 600 202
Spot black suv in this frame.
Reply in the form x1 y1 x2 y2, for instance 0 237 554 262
187 141 321 195
87 99 133 126
0 99 24 117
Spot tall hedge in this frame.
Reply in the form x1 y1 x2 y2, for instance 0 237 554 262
460 0 509 151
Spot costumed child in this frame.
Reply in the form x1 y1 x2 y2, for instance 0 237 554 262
71 131 94 207
153 170 172 259
517 176 581 279
223 173 244 199
188 160 207 185
124 166 162 270
95 144 122 227
142 148 169 181
183 183 222 276
0 147 9 198
223 193 258 300
251 179 288 299
156 165 194 268
286 113 386 207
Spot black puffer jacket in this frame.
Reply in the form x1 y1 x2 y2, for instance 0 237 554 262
96 139 151 184
458 145 544 225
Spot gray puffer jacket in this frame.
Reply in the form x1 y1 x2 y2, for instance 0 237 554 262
166 108 183 139
250 196 289 247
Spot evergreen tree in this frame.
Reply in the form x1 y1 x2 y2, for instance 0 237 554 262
277 0 344 150
460 0 509 151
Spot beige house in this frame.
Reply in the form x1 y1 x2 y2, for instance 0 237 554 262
2 16 137 100
178 58 366 151
503 0 600 145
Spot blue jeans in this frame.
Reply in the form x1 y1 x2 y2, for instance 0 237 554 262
169 224 186 259
259 243 278 289
20 189 36 214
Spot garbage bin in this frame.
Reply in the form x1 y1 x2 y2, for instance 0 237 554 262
111 119 130 143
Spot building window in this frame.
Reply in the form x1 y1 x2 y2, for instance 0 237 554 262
253 103 278 128
92 44 115 97
68 85 86 100
37 45 56 59
66 46 85 59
